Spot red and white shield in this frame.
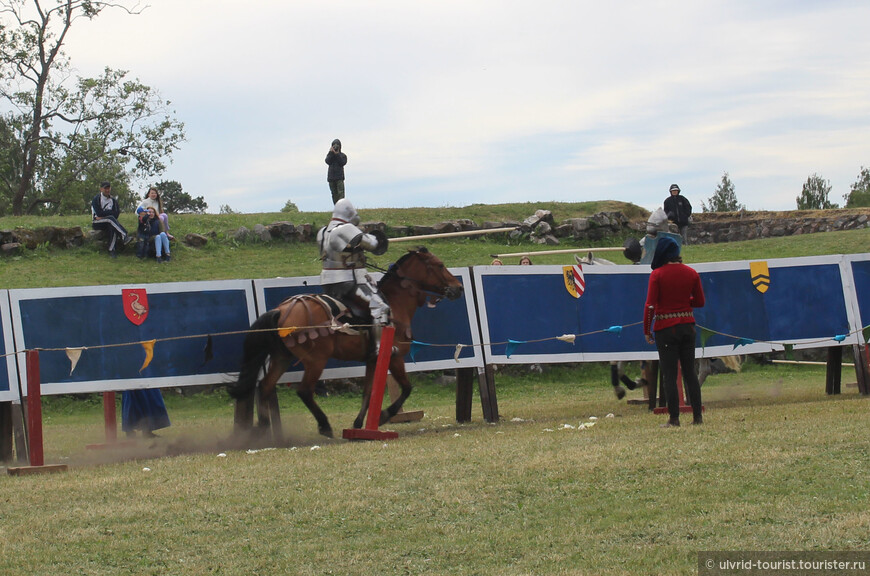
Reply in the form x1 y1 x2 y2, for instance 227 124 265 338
122 288 149 326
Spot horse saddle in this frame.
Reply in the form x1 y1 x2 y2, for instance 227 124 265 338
276 293 373 344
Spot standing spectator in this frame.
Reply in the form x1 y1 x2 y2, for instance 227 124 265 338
325 139 347 204
137 207 172 263
91 181 129 258
137 187 173 240
643 236 705 427
663 183 692 245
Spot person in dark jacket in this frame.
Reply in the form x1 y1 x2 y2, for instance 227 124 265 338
663 183 692 245
325 139 347 204
137 207 171 263
91 181 129 258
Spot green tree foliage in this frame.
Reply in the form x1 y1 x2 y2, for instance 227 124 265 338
151 180 207 214
843 166 870 208
702 171 745 212
796 173 838 210
281 199 299 214
0 0 185 215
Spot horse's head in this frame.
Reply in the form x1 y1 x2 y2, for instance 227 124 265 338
380 247 464 302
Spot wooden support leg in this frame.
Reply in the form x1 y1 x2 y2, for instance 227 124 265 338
853 345 869 396
0 402 11 463
826 346 843 395
455 368 473 423
477 365 499 423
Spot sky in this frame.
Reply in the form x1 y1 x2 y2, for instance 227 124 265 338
55 0 870 214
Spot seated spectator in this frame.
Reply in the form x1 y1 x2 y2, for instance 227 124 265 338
137 187 173 240
91 181 129 258
491 258 503 265
519 256 533 265
137 207 172 263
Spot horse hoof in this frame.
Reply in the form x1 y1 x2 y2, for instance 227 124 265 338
613 385 626 400
319 428 334 438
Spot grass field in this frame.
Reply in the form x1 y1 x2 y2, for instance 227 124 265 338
1 204 869 575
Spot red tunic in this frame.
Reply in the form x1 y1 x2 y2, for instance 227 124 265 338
643 262 705 335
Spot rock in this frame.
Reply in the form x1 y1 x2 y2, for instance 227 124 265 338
252 224 272 242
184 233 209 247
12 226 84 249
267 221 297 240
1 242 22 255
232 226 250 241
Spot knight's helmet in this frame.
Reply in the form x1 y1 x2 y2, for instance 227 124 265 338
332 198 360 226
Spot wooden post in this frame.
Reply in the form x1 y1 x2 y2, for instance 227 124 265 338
825 346 843 395
478 364 499 423
854 345 870 395
343 326 399 440
455 368 473 423
0 402 11 462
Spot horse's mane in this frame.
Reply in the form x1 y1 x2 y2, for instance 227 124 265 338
378 247 429 289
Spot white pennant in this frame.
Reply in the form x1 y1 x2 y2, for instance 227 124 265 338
66 347 85 375
556 334 576 344
454 344 465 362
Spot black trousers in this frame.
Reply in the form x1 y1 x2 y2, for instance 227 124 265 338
654 323 702 422
92 217 128 252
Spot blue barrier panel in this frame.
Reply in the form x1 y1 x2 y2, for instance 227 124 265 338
9 280 257 395
846 254 870 332
253 267 482 383
0 291 16 402
475 255 862 364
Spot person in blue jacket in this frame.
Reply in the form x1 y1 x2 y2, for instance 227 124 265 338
91 181 129 258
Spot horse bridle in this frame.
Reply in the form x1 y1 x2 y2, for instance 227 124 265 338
370 252 451 302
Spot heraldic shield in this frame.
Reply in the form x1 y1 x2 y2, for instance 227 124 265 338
562 264 585 299
122 288 149 325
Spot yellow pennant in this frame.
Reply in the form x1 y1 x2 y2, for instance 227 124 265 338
139 339 156 373
750 261 770 294
278 326 297 338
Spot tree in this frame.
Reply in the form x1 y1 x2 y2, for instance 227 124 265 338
796 173 838 210
702 171 744 212
843 166 870 208
0 0 185 215
280 199 299 214
152 180 207 214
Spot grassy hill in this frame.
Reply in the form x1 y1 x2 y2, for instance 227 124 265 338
1 200 868 289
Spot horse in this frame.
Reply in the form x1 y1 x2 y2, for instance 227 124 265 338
227 247 464 439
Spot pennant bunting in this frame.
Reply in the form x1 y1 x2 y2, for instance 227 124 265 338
556 334 576 344
832 334 847 343
409 340 426 362
66 347 85 375
733 337 755 349
700 327 714 349
278 327 296 338
783 343 795 360
605 325 622 335
139 339 156 373
453 344 464 363
864 324 870 344
201 335 214 367
505 339 525 359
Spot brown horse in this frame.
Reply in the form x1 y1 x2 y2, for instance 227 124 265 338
228 248 463 438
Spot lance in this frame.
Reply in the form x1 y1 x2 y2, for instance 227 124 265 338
390 227 518 243
489 246 626 259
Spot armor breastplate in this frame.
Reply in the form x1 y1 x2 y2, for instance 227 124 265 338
318 221 368 284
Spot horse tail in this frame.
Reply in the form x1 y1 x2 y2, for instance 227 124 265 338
227 309 283 399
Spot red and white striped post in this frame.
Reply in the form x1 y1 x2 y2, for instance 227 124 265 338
343 326 400 441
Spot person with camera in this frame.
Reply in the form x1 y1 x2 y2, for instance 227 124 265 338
325 138 348 204
663 183 692 245
137 207 172 263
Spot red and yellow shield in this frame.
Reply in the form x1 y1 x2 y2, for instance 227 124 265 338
122 288 149 325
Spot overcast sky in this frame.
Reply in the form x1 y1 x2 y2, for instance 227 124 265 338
60 0 870 214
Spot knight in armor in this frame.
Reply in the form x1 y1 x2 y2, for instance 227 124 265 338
317 198 390 355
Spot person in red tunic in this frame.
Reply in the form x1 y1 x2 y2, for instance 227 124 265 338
643 236 705 427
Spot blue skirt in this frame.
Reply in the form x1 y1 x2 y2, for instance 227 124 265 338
121 388 171 433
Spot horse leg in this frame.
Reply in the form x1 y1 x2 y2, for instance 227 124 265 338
296 360 334 438
379 358 412 425
257 354 291 443
353 361 377 429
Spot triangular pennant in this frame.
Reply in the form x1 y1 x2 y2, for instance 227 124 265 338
783 343 795 360
733 337 755 349
139 340 156 373
556 334 576 344
66 347 85 375
700 327 714 348
201 335 214 367
605 325 622 335
864 325 870 344
505 339 525 359
453 344 464 363
832 334 847 343
409 340 426 363
278 327 296 338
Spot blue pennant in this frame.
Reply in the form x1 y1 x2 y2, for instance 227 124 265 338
733 337 755 349
605 325 623 335
409 340 428 362
505 339 525 359
832 334 847 342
